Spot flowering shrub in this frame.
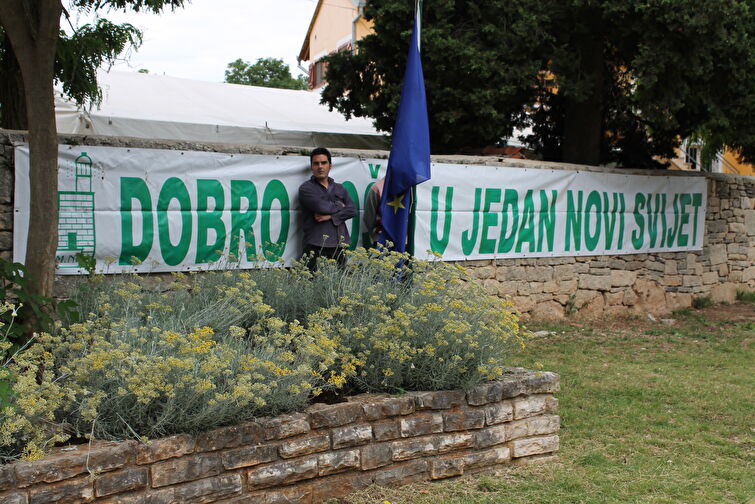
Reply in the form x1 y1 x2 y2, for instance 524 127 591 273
2 301 71 462
283 249 523 392
1 332 70 461
0 272 343 460
0 259 79 345
0 249 522 460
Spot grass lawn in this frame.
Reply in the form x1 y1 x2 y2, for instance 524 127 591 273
333 302 754 504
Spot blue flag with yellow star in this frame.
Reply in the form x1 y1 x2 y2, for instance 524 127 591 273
378 9 431 254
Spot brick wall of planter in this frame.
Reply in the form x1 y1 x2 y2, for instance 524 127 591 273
1 131 753 317
0 368 560 504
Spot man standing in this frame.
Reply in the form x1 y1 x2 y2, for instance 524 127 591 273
298 147 356 270
363 177 384 247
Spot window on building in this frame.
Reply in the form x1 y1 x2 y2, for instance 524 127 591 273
310 59 328 88
686 146 700 170
308 43 353 89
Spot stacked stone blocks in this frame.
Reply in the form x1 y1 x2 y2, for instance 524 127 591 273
0 368 560 504
465 175 754 317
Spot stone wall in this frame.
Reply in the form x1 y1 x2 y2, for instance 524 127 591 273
1 130 753 317
463 175 755 318
0 368 560 504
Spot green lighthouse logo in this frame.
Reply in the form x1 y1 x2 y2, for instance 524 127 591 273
55 152 96 269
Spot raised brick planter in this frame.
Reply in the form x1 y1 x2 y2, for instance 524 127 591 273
0 368 560 504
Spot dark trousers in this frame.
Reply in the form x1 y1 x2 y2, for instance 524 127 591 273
303 245 347 271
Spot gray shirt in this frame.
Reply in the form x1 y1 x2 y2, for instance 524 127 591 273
298 176 357 248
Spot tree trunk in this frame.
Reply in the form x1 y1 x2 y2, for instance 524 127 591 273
0 35 28 130
0 0 63 299
562 36 604 166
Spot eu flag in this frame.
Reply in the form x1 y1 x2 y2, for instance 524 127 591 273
378 9 431 254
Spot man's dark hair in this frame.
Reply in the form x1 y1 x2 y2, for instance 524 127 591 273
310 147 332 165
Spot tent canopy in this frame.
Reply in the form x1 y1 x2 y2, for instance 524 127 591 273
55 71 389 150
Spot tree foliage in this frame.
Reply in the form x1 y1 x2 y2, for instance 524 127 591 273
0 0 186 305
224 57 308 90
1 0 186 128
321 0 755 167
0 15 142 129
55 18 142 106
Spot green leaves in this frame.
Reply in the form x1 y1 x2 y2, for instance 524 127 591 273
1 0 187 127
321 0 755 166
71 0 187 14
224 57 308 90
0 259 79 345
55 18 142 106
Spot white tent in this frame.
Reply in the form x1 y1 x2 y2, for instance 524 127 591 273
55 71 389 150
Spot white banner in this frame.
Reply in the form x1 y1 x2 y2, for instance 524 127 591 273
413 163 707 261
13 145 707 274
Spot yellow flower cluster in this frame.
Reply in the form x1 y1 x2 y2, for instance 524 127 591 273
2 248 523 459
1 269 350 460
1 337 71 460
0 301 18 356
308 248 523 392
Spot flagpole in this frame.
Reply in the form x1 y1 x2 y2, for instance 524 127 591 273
377 0 430 256
408 186 417 256
415 0 421 51
408 0 422 257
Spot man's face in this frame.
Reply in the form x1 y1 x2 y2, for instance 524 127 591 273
311 154 332 183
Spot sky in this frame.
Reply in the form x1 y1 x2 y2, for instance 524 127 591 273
71 0 319 83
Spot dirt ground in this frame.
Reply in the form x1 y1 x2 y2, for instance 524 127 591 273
696 301 755 323
548 301 755 333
